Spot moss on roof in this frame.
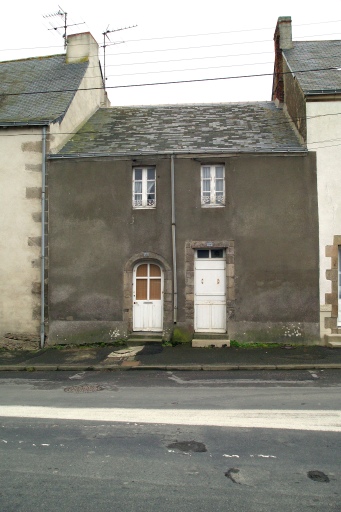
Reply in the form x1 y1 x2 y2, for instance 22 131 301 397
59 102 304 155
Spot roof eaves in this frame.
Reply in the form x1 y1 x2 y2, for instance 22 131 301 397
48 148 308 159
0 120 51 127
305 89 341 95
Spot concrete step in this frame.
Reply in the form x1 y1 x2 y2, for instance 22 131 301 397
324 334 341 348
127 333 163 345
192 339 230 348
192 333 228 340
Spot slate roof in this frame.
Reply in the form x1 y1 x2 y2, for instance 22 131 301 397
283 40 341 94
0 55 88 124
58 102 304 155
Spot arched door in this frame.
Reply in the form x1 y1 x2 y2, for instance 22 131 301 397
133 262 163 331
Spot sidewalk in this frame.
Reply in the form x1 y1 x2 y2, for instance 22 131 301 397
0 342 341 371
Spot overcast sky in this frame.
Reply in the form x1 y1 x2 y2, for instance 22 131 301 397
1 1 341 106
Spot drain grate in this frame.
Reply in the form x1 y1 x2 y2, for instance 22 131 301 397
64 384 105 393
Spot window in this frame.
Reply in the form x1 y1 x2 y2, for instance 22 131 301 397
133 167 156 208
197 249 225 259
201 165 225 206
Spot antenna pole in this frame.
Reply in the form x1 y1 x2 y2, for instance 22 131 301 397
102 24 137 88
43 6 85 50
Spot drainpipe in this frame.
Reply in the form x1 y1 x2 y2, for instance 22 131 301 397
171 154 178 323
40 126 47 348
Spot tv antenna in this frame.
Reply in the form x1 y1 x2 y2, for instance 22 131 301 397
102 24 137 84
43 6 85 49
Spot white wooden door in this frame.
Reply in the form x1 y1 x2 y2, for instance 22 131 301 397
194 256 226 333
133 263 163 331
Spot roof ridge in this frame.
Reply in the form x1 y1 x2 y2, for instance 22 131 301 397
0 54 65 65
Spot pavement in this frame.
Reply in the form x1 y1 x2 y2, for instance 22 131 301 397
0 342 341 371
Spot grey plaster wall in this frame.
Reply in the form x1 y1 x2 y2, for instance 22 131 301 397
48 152 319 343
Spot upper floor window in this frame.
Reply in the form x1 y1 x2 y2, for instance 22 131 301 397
133 167 156 208
201 165 225 206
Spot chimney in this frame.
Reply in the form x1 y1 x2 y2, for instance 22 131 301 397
274 16 293 50
66 32 99 64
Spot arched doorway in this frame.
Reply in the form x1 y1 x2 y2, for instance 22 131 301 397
133 262 163 331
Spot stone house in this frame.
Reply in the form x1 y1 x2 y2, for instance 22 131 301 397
272 17 341 346
47 102 319 345
0 32 109 346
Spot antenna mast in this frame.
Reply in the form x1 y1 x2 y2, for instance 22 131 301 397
102 24 137 85
43 6 85 49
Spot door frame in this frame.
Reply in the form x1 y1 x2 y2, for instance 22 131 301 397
184 241 235 333
123 253 173 335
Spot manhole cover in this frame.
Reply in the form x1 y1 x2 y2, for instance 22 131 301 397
64 384 105 393
307 470 330 483
167 440 207 452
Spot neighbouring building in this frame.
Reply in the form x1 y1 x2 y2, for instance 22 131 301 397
0 32 109 345
272 16 341 346
47 103 319 345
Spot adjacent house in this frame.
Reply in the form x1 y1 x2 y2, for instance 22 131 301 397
47 102 319 345
272 17 341 345
0 32 109 345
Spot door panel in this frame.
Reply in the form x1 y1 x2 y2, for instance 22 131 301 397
194 258 226 333
133 263 163 331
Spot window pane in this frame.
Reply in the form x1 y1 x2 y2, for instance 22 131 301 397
203 181 211 192
211 249 224 258
134 182 142 193
136 264 148 277
202 167 211 179
147 168 155 180
215 167 224 179
134 169 142 180
150 264 161 277
197 249 209 258
215 179 224 192
150 279 161 300
136 279 147 300
147 182 155 194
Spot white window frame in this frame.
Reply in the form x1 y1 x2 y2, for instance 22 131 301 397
133 167 156 208
201 165 225 207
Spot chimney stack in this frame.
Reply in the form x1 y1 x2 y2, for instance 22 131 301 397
66 32 99 64
274 16 293 50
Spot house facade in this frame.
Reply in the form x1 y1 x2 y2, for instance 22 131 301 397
272 17 341 344
48 103 319 345
0 32 109 345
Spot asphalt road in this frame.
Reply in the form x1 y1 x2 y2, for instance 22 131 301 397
0 370 340 512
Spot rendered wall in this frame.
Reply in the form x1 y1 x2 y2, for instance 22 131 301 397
0 128 43 334
0 34 108 337
48 153 319 344
306 100 341 336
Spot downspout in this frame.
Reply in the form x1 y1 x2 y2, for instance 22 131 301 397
171 154 178 323
40 126 47 348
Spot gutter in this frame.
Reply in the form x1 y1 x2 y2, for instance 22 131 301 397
170 155 177 324
40 126 48 348
0 121 52 127
48 148 308 160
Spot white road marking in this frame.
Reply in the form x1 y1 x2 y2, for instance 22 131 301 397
69 372 86 380
167 373 314 386
223 454 239 458
308 371 319 379
0 406 340 432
